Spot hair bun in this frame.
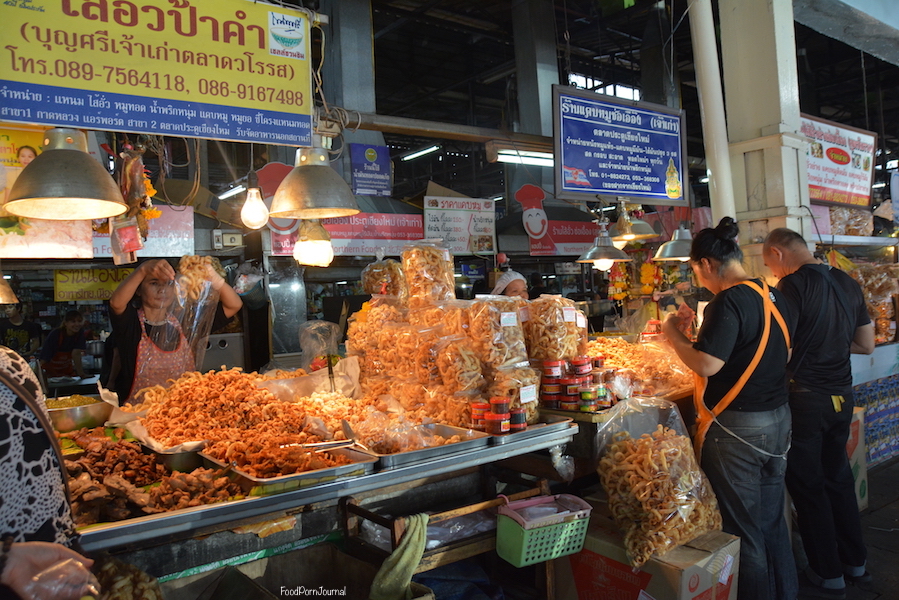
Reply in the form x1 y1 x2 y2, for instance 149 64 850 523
714 217 739 241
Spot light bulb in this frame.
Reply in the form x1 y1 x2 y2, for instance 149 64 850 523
293 239 334 267
593 259 616 271
241 188 269 229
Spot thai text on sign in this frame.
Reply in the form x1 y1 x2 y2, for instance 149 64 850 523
0 0 313 145
55 268 134 301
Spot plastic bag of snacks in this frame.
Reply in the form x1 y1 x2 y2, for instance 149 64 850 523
847 264 899 345
521 295 588 361
409 299 472 337
401 239 456 308
485 362 541 424
435 335 486 392
362 249 406 296
596 397 723 568
411 325 446 384
468 296 529 369
830 206 874 236
346 295 407 376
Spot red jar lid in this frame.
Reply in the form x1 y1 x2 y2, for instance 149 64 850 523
542 360 566 367
484 412 511 420
570 356 590 365
558 377 579 385
471 402 490 411
490 396 510 404
510 407 526 415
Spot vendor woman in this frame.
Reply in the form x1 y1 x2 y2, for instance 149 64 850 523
39 310 89 380
491 270 529 299
108 259 242 403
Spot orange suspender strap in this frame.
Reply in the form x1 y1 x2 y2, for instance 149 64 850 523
693 280 790 460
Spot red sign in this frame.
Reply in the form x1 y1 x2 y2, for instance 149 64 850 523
270 213 423 256
528 220 599 256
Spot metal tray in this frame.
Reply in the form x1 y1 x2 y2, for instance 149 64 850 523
489 414 575 445
141 444 204 473
200 448 377 496
357 423 491 470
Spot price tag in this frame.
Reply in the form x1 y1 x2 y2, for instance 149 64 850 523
719 554 734 585
576 312 587 328
518 306 531 322
500 312 518 327
443 249 451 262
520 384 538 403
563 307 577 322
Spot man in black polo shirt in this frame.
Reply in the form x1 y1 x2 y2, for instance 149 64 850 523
764 228 875 600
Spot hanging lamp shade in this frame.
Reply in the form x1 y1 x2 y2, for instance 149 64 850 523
653 225 693 261
0 273 18 304
5 128 127 220
269 146 360 220
576 221 632 269
609 217 658 241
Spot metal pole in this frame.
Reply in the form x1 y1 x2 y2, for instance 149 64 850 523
687 0 737 223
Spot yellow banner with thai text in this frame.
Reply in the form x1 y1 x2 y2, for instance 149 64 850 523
1 0 313 146
55 268 134 301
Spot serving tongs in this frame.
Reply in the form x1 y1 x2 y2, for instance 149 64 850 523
280 439 356 453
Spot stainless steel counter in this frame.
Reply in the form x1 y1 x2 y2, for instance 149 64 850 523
80 422 577 552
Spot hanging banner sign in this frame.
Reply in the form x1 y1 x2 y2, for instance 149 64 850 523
513 183 597 256
801 114 876 208
270 213 424 257
553 85 688 206
424 196 496 255
92 205 195 258
54 267 134 302
528 220 599 256
350 143 392 196
0 0 313 146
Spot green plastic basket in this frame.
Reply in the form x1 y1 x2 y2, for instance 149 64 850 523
495 494 592 568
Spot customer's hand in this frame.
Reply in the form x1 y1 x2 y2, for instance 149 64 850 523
2 542 96 600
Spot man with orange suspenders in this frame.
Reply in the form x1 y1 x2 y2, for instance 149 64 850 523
663 218 797 600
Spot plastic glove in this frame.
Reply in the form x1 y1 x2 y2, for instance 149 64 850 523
204 264 226 291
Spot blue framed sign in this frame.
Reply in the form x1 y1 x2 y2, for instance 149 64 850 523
553 85 688 206
350 143 393 196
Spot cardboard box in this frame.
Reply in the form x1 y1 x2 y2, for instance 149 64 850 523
554 514 739 600
846 406 868 511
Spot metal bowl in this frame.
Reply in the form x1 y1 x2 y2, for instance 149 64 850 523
48 399 113 433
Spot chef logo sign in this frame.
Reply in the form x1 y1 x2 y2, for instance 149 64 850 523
269 12 307 60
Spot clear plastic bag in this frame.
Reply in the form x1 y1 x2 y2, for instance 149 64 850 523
401 239 456 308
298 320 341 372
595 397 723 568
523 295 585 361
435 335 485 392
484 363 540 424
830 206 874 236
468 296 529 369
23 558 101 600
362 249 406 296
346 295 407 376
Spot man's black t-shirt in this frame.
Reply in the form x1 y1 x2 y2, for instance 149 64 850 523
693 279 793 411
0 319 42 354
776 263 869 396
